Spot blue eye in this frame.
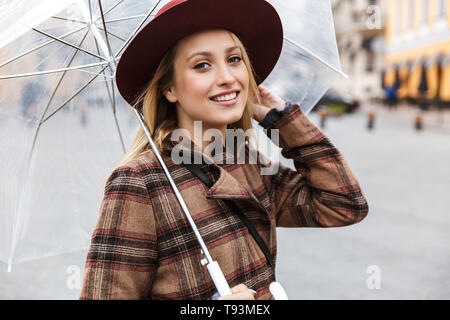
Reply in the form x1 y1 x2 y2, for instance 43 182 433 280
194 62 209 70
229 56 242 63
194 56 242 70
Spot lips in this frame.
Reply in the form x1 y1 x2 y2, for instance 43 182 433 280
209 90 240 101
209 91 240 106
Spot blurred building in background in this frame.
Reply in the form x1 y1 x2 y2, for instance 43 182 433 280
383 0 450 108
332 0 387 103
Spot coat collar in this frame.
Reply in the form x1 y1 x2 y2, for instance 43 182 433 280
161 133 264 207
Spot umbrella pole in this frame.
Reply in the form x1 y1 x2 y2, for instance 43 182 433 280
132 108 232 297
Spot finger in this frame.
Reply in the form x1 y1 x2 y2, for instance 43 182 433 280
230 284 249 294
218 291 255 300
257 86 267 95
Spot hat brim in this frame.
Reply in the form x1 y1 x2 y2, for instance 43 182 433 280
115 0 283 106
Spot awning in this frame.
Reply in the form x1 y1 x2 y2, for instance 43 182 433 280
411 56 426 71
406 57 425 98
426 53 444 68
423 53 445 99
397 60 412 99
386 55 450 100
418 64 428 95
382 63 400 89
440 54 450 101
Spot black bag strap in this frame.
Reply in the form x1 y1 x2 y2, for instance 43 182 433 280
184 164 275 272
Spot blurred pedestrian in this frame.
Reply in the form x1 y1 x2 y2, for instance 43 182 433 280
318 106 328 129
415 110 424 131
367 111 376 131
80 106 88 127
20 81 41 125
384 85 398 110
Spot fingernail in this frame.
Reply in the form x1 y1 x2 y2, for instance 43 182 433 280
249 289 256 295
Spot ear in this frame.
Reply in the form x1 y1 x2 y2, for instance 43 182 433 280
164 86 178 103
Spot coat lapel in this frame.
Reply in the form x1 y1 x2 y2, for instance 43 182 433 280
163 134 264 208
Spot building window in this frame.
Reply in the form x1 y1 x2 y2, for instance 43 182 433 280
437 0 447 19
394 0 402 35
435 0 448 30
421 0 428 26
408 0 415 30
361 38 375 73
366 50 375 73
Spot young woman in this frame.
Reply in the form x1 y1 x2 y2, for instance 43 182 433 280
80 0 369 300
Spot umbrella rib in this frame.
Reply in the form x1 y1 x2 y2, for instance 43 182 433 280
33 28 106 61
51 16 88 25
41 65 109 123
115 0 163 58
110 76 127 153
97 27 126 42
284 36 348 78
88 0 93 21
104 15 147 23
94 0 124 22
93 35 127 153
97 0 113 57
0 62 109 79
93 35 113 104
0 26 86 70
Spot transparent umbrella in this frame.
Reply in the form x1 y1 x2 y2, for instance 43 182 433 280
0 0 345 273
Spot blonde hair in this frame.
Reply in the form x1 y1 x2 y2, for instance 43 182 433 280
118 31 261 167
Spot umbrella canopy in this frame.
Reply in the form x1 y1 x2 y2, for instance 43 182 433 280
0 0 345 271
263 0 345 112
0 0 161 270
0 0 80 48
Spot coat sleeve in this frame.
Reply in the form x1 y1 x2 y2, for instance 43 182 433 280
79 165 158 299
260 104 369 227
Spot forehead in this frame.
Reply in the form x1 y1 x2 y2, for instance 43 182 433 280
176 29 239 57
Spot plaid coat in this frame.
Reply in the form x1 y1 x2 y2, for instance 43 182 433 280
79 104 369 300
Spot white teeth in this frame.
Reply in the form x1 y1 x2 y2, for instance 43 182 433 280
212 92 237 102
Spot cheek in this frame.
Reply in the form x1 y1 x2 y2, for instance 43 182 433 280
175 69 209 98
241 66 250 83
184 77 213 103
238 67 250 93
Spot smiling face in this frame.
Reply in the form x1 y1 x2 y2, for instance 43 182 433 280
164 29 250 134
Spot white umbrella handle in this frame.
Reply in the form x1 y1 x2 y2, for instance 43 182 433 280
207 261 233 296
270 281 289 300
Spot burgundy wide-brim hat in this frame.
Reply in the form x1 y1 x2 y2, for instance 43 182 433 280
115 0 283 107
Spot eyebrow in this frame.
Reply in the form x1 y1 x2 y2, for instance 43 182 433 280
186 46 240 62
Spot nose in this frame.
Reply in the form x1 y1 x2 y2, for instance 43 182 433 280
215 62 235 86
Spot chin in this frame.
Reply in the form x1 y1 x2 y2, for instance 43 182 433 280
215 109 245 126
195 102 246 128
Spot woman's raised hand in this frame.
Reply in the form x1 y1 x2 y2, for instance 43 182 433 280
217 284 256 300
252 85 286 122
